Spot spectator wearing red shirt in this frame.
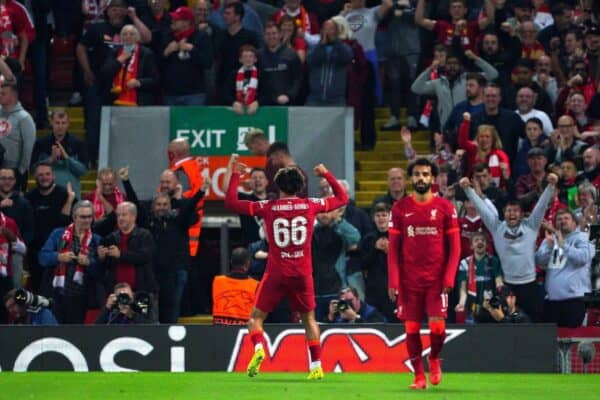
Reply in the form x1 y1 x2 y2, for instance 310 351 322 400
279 14 307 63
98 202 157 298
554 59 598 117
415 0 494 51
272 0 319 39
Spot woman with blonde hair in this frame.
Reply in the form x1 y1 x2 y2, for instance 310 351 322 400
458 112 511 188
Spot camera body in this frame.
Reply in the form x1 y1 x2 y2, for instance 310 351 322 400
336 299 352 313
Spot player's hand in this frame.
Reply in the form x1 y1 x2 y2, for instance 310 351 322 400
547 172 559 187
388 287 397 302
459 177 471 189
118 166 129 181
313 164 328 177
455 303 465 312
462 112 471 121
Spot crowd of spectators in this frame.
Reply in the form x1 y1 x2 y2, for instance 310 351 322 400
0 0 599 327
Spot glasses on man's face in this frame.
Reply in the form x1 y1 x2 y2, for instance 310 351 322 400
0 176 15 181
77 214 93 219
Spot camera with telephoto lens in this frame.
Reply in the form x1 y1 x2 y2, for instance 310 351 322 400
14 289 52 313
113 291 151 316
336 299 352 313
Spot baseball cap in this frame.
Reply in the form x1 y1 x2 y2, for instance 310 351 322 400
527 147 547 158
170 6 195 22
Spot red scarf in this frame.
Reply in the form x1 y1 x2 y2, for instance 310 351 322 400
0 4 17 57
111 44 140 106
467 255 477 297
53 224 93 288
173 27 195 42
0 212 10 277
419 68 439 127
91 186 125 219
236 66 258 105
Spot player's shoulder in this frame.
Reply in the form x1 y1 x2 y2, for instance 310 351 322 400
434 196 458 214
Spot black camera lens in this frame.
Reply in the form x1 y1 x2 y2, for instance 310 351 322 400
489 296 501 309
116 293 132 306
336 299 351 313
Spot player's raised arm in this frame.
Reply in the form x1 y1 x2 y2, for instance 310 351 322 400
314 164 349 210
224 154 254 216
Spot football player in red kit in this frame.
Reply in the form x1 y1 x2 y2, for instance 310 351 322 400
225 154 348 379
387 158 461 389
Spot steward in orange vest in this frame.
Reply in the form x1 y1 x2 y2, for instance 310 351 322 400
212 247 258 325
168 138 205 257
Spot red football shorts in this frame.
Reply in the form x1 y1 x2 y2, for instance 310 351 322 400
399 285 448 321
255 272 316 314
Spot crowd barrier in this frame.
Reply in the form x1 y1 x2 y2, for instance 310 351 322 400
0 324 556 372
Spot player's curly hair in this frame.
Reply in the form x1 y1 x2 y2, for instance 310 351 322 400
274 167 305 196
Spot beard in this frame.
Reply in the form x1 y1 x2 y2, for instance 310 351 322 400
37 179 55 191
413 181 431 194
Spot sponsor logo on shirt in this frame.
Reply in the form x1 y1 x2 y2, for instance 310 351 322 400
408 225 439 237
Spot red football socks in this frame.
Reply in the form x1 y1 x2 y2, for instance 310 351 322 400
307 339 321 363
249 329 267 352
429 319 446 360
405 321 424 377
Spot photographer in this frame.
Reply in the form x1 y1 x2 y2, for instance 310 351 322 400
482 287 531 323
323 286 384 323
95 282 156 324
3 288 57 325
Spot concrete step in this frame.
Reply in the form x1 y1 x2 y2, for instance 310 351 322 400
355 151 406 161
356 160 409 171
357 181 388 191
355 171 389 181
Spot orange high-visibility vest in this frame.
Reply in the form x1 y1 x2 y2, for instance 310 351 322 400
171 158 204 257
212 275 259 323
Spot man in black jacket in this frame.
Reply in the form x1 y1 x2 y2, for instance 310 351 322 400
98 202 157 302
358 202 397 322
123 177 206 323
257 22 302 106
161 6 213 105
470 84 525 163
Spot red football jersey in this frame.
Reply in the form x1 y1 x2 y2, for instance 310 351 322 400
388 195 459 289
250 197 328 276
225 171 348 277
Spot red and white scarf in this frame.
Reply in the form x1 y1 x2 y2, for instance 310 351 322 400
111 44 140 106
0 212 10 277
91 186 125 220
53 224 92 288
467 255 477 297
0 4 17 57
236 66 258 105
419 67 439 127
